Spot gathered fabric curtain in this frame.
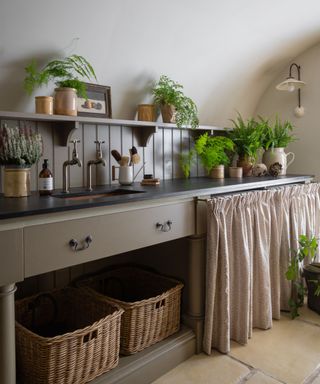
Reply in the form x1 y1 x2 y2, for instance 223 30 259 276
203 183 320 355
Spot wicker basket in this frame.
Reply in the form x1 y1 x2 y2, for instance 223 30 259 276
77 266 184 355
15 287 124 384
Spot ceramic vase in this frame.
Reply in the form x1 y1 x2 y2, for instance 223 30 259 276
262 147 295 176
160 104 176 123
35 96 53 115
237 155 254 177
4 166 31 197
209 165 224 179
138 104 156 122
228 166 243 178
54 87 77 116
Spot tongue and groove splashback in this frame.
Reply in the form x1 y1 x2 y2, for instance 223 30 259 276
0 119 206 192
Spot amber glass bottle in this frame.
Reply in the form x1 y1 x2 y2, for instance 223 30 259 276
39 159 53 195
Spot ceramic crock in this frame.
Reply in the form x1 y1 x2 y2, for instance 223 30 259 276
54 87 77 116
4 166 31 197
262 147 295 176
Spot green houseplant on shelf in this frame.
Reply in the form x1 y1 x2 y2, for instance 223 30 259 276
227 113 263 176
0 124 42 197
193 133 234 179
285 234 320 319
152 75 199 129
24 54 97 116
260 116 297 175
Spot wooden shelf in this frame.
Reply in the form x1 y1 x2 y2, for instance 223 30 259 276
0 110 227 147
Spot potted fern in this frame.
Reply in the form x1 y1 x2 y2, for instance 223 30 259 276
152 75 199 129
0 124 42 197
194 133 234 179
260 116 296 175
24 54 97 116
228 114 263 176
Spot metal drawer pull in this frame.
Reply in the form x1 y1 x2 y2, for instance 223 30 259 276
156 220 172 232
69 235 93 251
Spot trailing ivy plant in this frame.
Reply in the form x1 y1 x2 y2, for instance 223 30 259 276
260 116 297 150
194 133 234 172
285 234 320 319
228 113 263 159
152 75 199 129
24 54 97 98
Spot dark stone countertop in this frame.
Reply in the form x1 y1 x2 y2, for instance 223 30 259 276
0 175 313 220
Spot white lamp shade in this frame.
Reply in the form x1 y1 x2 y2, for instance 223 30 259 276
276 77 306 92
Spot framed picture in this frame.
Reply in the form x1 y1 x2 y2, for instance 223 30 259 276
77 83 112 118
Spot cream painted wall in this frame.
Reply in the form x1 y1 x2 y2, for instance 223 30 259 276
1 0 320 127
255 42 320 180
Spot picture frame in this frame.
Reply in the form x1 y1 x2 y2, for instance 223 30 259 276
77 83 112 118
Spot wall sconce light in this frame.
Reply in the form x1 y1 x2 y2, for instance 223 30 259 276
276 63 306 117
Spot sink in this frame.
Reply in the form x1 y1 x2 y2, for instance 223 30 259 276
52 189 145 201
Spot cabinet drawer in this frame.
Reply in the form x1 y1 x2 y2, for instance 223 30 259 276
0 229 23 286
24 201 195 277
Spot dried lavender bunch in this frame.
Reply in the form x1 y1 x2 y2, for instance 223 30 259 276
0 125 43 166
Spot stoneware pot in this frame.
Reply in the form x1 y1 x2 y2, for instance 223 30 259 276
54 87 77 116
4 166 31 197
262 147 295 176
237 155 254 177
160 104 176 123
138 104 156 122
209 165 224 179
35 96 53 115
228 166 243 178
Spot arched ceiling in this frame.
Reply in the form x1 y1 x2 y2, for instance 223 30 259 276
1 0 320 126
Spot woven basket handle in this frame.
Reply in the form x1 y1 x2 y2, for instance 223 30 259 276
28 293 58 330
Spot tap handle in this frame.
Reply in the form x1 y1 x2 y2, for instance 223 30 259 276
70 139 80 157
94 140 105 158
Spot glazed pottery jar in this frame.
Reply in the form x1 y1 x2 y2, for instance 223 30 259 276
262 148 295 176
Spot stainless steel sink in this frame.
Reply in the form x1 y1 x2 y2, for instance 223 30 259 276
52 189 145 201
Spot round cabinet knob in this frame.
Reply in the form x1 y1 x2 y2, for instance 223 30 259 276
156 220 173 232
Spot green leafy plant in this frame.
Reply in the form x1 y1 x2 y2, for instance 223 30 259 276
152 75 199 129
285 235 320 319
194 133 234 172
0 125 42 166
228 113 263 159
24 54 97 98
179 150 196 178
260 116 297 150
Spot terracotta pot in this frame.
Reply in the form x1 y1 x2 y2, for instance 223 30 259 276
209 165 224 179
138 104 156 122
237 155 254 177
54 87 77 116
4 166 31 197
262 147 295 176
35 96 53 115
228 166 243 178
160 104 176 123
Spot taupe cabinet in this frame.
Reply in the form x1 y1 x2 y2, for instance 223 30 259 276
0 197 203 384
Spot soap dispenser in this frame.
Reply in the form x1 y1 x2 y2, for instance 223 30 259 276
39 159 53 195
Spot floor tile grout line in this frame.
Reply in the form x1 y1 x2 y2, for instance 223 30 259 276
296 317 320 328
228 354 287 384
303 364 320 384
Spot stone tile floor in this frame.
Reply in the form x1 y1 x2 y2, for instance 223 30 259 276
152 306 320 384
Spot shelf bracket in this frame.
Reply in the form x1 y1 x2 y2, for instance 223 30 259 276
132 125 158 147
52 121 80 146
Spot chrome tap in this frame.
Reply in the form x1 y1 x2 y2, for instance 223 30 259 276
87 140 106 191
62 139 82 193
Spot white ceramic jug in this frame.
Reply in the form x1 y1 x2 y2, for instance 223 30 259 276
262 148 295 176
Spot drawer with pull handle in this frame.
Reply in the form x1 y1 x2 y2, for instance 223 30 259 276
24 201 195 277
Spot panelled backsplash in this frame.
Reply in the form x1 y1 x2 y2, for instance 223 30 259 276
0 119 206 192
